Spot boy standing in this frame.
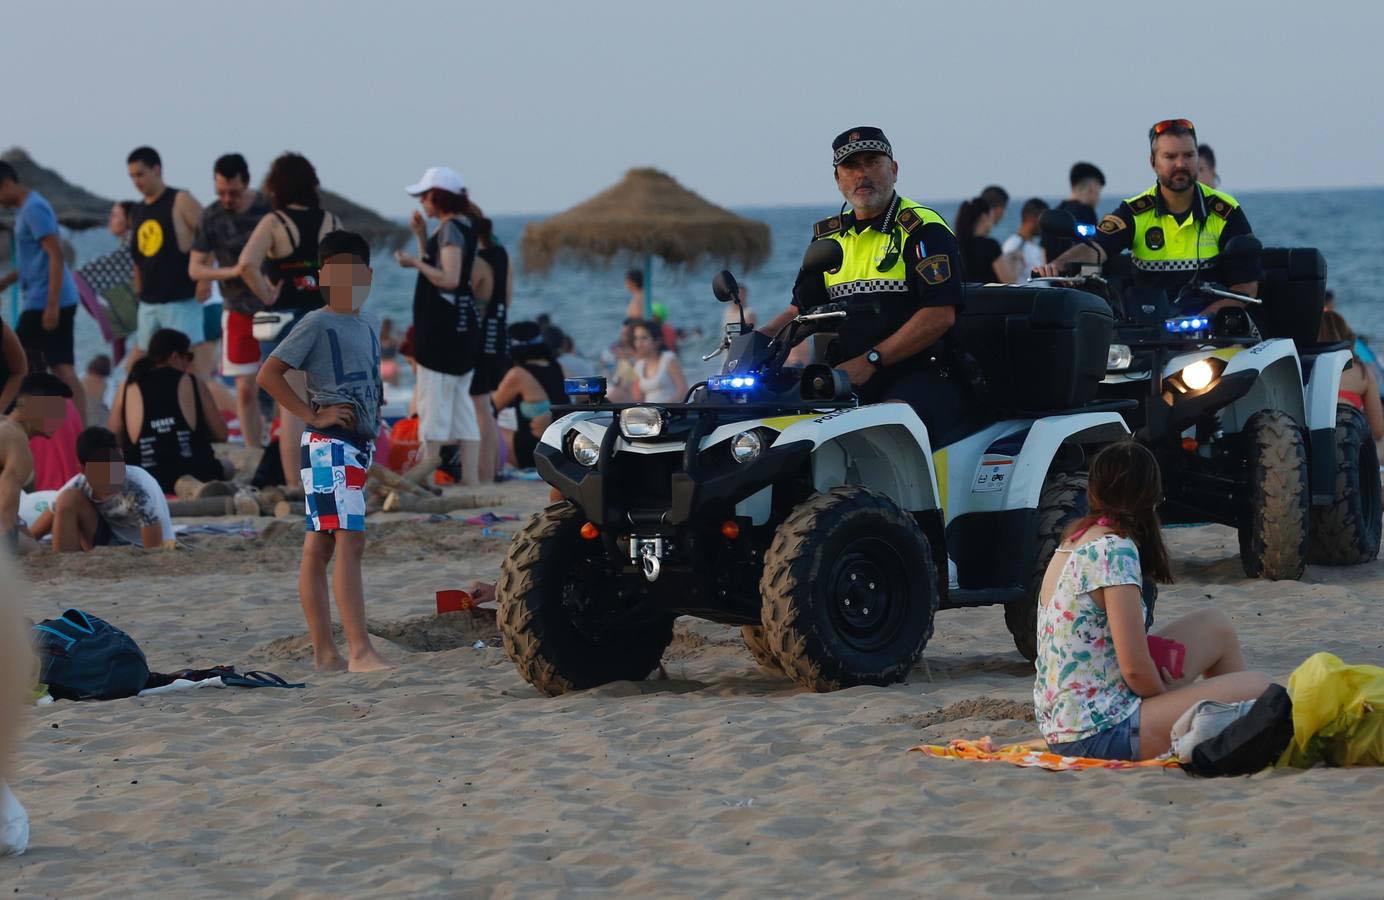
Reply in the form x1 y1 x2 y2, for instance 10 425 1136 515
257 231 391 673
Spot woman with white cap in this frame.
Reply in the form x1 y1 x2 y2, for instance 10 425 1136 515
395 167 491 487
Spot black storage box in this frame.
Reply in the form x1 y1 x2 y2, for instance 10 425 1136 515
957 286 1115 412
1256 247 1326 345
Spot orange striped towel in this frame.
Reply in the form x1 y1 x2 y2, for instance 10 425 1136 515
911 737 1180 772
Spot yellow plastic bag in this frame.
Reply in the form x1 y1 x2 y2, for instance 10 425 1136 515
1280 652 1384 768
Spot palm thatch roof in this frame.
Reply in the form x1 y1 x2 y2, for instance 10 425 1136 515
0 147 114 231
319 188 409 251
521 168 771 273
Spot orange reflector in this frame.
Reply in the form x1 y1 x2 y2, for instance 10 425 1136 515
580 522 600 540
720 520 741 540
1181 438 1198 452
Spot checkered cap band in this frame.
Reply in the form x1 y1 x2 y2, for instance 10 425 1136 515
833 140 892 166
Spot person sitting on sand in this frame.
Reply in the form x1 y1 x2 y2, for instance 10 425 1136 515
0 374 72 553
30 426 174 552
108 328 233 494
1035 442 1273 761
1318 310 1384 442
256 230 392 673
493 322 569 470
0 318 27 415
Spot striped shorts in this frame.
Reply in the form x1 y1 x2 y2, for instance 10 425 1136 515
300 431 373 533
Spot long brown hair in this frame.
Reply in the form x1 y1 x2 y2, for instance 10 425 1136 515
1319 309 1359 365
1064 442 1174 584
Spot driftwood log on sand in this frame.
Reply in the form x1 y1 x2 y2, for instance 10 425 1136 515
380 492 504 514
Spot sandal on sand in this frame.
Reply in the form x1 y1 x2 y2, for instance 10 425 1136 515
220 670 306 689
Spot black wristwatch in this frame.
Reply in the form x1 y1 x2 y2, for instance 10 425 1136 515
866 348 885 368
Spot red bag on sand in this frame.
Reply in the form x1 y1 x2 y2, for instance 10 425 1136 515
385 417 422 473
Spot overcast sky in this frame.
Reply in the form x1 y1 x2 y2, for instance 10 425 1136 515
9 0 1379 217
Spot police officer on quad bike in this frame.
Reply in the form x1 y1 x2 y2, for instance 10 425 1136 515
758 126 969 441
1034 118 1261 316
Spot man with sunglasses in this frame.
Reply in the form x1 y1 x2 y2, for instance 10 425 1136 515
1035 119 1258 314
760 126 967 441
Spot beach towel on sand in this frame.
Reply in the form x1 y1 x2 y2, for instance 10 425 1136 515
912 737 1180 772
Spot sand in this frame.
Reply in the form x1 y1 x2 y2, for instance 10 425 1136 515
5 483 1384 897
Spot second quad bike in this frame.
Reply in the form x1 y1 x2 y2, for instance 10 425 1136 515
1035 210 1379 579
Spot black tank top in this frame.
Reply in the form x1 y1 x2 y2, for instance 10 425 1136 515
130 188 198 303
412 219 480 375
513 359 570 469
125 366 221 492
263 208 327 312
476 245 510 362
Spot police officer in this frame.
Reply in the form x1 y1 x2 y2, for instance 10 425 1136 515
1036 118 1259 314
760 127 967 441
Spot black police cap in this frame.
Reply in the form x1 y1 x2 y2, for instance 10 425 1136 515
832 126 893 167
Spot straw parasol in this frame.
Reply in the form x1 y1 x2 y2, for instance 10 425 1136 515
0 147 114 232
521 168 771 313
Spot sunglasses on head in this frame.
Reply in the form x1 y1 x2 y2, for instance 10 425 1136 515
1149 118 1196 142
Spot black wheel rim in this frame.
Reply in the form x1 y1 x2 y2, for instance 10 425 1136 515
825 536 910 653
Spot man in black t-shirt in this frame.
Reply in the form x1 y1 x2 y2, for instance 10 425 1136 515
189 153 273 448
1041 161 1106 263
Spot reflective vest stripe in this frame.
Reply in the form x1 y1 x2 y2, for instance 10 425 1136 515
825 279 911 299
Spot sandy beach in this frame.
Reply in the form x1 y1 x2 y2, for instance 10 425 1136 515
4 482 1384 897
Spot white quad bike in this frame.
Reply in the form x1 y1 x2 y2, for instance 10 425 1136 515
1036 211 1379 579
495 242 1131 695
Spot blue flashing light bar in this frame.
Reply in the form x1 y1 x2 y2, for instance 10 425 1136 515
1164 316 1209 333
707 374 758 393
564 376 608 396
1075 223 1097 238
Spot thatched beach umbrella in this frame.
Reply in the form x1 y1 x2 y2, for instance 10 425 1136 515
521 168 771 315
0 147 114 232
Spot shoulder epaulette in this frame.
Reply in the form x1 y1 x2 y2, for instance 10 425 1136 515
1206 194 1234 220
1127 194 1156 214
896 206 930 235
813 215 844 239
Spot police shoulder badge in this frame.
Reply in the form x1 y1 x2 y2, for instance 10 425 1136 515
1144 226 1165 251
897 206 921 234
1208 197 1232 220
1128 194 1156 215
917 254 951 285
1097 214 1126 235
813 215 843 239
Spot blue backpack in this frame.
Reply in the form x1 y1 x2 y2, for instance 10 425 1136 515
31 610 150 701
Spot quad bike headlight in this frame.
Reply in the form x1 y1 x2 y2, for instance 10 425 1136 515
730 430 764 464
619 406 666 439
569 432 600 467
1180 359 1217 391
1107 343 1133 371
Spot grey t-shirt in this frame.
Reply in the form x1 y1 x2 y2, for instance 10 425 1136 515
192 192 272 314
270 308 383 446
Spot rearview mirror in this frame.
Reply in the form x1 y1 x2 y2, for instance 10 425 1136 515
1039 208 1078 237
712 270 740 304
801 239 843 275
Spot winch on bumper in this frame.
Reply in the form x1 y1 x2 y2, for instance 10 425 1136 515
533 407 816 584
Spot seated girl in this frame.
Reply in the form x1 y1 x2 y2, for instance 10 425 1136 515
492 322 569 470
109 328 232 494
1035 442 1273 760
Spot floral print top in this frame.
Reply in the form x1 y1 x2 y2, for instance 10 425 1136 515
1033 534 1145 743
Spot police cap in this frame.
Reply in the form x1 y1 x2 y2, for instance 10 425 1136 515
832 126 893 167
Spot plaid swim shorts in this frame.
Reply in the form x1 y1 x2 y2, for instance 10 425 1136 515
300 431 374 532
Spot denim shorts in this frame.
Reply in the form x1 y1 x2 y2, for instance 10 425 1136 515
1048 707 1141 760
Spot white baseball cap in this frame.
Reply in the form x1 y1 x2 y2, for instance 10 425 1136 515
405 166 464 196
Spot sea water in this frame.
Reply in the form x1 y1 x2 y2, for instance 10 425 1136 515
51 187 1384 388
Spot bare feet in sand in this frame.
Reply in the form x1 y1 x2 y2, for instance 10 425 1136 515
348 649 396 673
315 652 348 672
